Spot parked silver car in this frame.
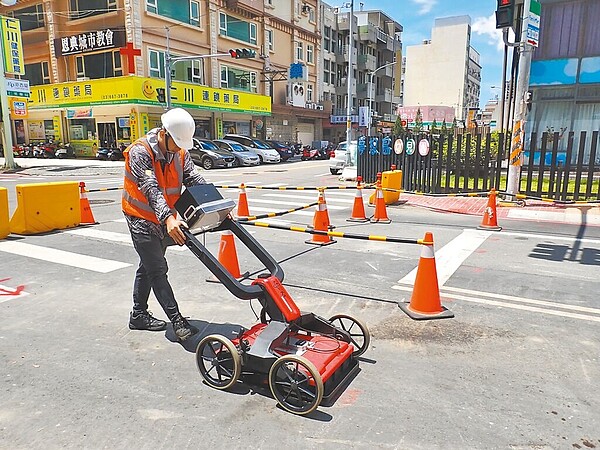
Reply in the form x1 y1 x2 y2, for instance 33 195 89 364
213 139 260 167
223 134 281 164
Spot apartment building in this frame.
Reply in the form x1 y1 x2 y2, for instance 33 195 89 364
403 16 480 122
1 0 273 155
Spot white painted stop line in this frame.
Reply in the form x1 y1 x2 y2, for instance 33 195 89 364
0 241 131 273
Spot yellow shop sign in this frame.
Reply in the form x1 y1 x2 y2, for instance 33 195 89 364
29 76 271 115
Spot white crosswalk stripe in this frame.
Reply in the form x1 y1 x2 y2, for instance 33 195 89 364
248 198 346 210
0 241 131 273
245 206 314 217
260 193 353 204
68 227 187 252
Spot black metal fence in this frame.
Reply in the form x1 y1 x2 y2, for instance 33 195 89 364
357 131 600 201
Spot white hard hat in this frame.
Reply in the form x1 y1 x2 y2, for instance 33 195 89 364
161 108 195 150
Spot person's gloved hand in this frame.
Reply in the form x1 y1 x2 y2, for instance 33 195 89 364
166 215 188 246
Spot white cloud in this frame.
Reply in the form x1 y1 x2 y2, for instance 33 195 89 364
472 14 514 52
411 0 437 16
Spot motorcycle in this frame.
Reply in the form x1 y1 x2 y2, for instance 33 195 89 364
300 145 330 161
32 142 45 158
108 143 126 161
55 142 76 159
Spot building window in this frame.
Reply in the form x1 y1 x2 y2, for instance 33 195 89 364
24 61 50 86
75 50 122 79
145 0 200 27
308 8 315 23
146 0 157 13
220 64 257 93
219 12 257 45
11 4 45 31
323 60 330 84
69 0 117 20
266 29 274 51
149 49 165 78
307 44 314 64
190 1 200 27
324 26 330 52
296 42 304 61
307 84 313 102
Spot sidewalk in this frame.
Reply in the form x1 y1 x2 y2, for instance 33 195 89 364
403 193 600 226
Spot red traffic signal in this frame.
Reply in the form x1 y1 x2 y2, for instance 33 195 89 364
495 0 515 29
228 48 256 59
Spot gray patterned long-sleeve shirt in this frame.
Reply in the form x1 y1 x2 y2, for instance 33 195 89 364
124 128 206 238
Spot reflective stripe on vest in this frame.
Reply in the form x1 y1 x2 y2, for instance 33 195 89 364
122 138 184 223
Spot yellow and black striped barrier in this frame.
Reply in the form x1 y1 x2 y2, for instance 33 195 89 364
84 186 124 193
238 220 424 245
237 201 318 222
215 184 353 191
498 191 600 205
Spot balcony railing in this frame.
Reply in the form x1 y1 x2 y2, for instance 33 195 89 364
357 54 376 72
375 88 392 103
356 82 374 98
335 45 357 64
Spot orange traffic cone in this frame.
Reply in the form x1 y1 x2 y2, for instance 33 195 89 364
370 180 391 224
478 188 502 231
306 190 336 246
398 232 454 320
207 230 247 282
347 177 368 223
236 183 250 218
79 182 97 225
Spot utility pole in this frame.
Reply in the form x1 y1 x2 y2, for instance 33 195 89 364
344 0 354 146
368 61 396 135
507 0 537 195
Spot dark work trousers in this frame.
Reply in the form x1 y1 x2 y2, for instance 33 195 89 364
131 231 181 322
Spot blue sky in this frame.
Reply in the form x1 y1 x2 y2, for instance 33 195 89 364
360 0 506 108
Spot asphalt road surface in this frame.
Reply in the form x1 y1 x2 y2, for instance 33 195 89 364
1 157 599 449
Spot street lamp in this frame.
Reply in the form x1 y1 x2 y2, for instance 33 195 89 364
339 1 354 146
367 61 396 135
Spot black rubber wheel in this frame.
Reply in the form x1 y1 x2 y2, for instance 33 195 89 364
233 158 240 167
202 156 214 170
329 314 370 357
196 334 241 390
269 355 323 415
330 168 339 175
258 155 263 164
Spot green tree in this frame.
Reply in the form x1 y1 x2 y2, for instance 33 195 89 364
393 115 404 135
431 119 438 134
451 117 457 134
414 108 423 133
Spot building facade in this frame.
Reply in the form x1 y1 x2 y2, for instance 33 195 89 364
403 16 480 122
526 0 600 163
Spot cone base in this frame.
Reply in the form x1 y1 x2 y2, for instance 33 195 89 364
347 217 369 223
305 238 336 246
398 301 454 321
370 217 391 224
477 224 502 231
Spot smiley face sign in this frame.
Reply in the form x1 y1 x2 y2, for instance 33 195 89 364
142 80 155 99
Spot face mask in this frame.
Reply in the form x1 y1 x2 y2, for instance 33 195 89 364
164 131 177 163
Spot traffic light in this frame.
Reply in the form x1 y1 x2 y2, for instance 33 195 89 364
228 48 256 59
156 88 166 103
495 0 515 29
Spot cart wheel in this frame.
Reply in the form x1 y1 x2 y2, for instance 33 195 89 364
329 314 370 357
196 334 241 390
269 355 324 415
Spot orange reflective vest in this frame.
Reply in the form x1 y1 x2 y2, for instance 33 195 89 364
122 138 184 224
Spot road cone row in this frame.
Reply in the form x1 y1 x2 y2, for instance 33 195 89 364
306 189 335 246
79 181 97 225
398 232 454 320
478 188 502 231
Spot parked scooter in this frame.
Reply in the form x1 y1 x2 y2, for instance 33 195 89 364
108 143 126 161
301 145 330 161
55 142 76 159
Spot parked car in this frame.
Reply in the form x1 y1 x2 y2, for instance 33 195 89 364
213 139 260 167
329 140 357 175
223 134 280 164
265 140 294 161
190 138 236 169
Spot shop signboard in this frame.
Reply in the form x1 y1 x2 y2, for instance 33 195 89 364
54 29 126 57
6 78 29 97
29 76 271 115
10 99 26 118
1 16 24 75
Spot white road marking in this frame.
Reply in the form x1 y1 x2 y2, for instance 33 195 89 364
392 285 600 323
500 230 600 245
66 228 187 252
244 206 314 217
0 284 29 304
398 229 492 286
248 198 345 210
261 183 288 188
261 193 354 204
315 173 333 177
0 241 131 273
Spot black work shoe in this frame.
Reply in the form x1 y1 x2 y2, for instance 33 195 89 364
129 311 167 331
172 315 199 341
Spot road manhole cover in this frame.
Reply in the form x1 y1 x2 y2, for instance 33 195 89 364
89 199 114 205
